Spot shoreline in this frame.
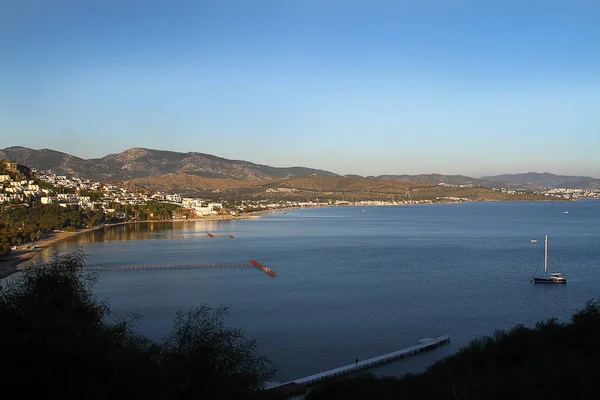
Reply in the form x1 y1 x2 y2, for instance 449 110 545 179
0 214 257 279
0 199 571 279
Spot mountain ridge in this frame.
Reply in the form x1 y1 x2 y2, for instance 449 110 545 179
1 146 598 189
480 172 600 189
1 146 338 181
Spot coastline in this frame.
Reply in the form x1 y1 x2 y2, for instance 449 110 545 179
0 213 257 279
0 226 106 279
0 199 569 280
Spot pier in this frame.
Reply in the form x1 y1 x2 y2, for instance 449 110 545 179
274 335 450 388
83 260 276 276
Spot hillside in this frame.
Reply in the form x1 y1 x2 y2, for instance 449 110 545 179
372 173 484 186
480 172 600 189
372 173 542 190
1 147 338 181
129 173 551 204
557 179 600 190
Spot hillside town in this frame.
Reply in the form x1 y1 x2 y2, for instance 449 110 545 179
0 170 223 219
1 160 600 219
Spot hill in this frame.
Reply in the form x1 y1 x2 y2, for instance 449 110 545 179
371 173 484 186
556 179 600 190
130 173 550 203
1 146 338 181
480 172 600 189
371 173 544 190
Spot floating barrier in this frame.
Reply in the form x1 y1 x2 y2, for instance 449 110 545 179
84 260 276 277
164 233 234 239
84 263 252 271
250 259 276 277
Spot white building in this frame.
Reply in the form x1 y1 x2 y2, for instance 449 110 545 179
166 194 182 203
41 196 59 204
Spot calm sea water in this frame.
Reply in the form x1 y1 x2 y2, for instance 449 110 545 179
45 201 600 382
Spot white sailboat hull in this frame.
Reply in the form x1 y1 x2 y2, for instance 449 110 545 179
533 274 567 284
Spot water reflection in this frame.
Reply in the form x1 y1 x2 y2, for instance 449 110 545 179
38 221 236 262
62 221 231 243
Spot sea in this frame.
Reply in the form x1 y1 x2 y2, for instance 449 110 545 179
40 200 600 382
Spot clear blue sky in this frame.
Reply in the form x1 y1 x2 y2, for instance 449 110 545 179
1 0 599 177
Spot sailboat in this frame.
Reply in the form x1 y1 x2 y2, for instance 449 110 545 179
532 235 567 284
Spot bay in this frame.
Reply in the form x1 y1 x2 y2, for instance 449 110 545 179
44 200 600 382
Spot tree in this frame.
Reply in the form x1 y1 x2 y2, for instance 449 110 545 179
159 307 275 398
0 251 275 399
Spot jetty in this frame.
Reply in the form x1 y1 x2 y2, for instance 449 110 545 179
273 335 450 388
83 260 276 277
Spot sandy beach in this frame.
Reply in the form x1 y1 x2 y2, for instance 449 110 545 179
0 213 260 279
0 226 105 279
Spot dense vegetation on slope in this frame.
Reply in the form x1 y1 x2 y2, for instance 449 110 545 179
306 301 600 400
0 201 190 256
0 252 274 399
0 205 107 255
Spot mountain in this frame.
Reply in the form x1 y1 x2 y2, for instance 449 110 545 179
1 147 338 181
480 172 600 189
2 147 106 178
556 179 600 190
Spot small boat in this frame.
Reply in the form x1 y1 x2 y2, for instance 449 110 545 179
530 239 537 243
564 211 569 214
532 235 566 284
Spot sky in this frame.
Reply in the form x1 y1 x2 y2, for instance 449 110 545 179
1 0 599 177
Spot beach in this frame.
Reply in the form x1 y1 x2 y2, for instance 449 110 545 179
0 213 260 279
0 225 114 279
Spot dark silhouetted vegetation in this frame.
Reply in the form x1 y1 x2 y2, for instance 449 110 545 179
0 251 274 399
306 301 600 400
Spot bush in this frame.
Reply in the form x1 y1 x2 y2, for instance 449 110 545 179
0 251 274 399
307 301 600 400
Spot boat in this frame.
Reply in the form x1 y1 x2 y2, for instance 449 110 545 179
530 239 537 243
564 211 569 214
532 235 567 284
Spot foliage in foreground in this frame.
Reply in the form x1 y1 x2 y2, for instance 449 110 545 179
0 251 274 399
306 301 600 400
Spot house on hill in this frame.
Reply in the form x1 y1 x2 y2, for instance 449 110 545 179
1 160 19 172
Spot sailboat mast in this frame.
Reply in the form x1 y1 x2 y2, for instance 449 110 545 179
545 235 549 274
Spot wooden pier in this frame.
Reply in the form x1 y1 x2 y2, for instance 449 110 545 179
83 260 276 276
273 335 450 388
